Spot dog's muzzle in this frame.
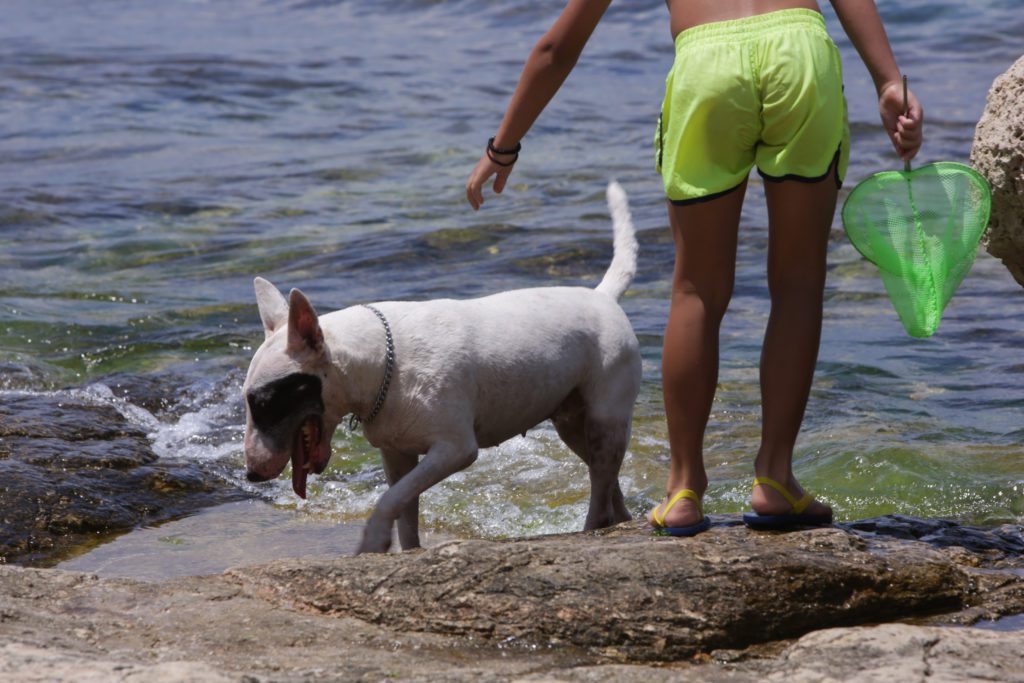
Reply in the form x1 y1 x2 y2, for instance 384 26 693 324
246 470 270 483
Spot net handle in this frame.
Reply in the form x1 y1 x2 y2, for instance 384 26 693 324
902 75 911 173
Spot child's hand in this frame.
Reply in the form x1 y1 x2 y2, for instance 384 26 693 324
878 81 923 163
466 151 516 211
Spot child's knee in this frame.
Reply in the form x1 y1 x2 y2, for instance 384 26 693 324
672 277 733 323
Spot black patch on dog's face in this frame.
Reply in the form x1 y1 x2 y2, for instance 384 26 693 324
246 373 324 442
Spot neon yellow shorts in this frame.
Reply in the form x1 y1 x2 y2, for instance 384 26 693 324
655 8 850 204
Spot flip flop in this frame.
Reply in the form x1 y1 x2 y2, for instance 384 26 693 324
650 488 711 537
743 476 833 530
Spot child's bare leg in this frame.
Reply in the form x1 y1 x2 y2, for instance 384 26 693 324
754 171 837 518
649 181 747 528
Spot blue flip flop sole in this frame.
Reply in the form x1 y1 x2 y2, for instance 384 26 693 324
742 511 833 531
654 516 711 537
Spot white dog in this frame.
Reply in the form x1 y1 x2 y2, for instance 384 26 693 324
243 182 641 553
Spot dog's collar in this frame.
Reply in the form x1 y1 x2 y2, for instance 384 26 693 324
349 304 394 431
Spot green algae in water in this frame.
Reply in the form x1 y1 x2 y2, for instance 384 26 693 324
158 535 188 546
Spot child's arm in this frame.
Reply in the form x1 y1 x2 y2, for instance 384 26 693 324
466 0 613 210
830 0 923 162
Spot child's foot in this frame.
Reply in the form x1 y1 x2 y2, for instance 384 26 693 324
745 475 832 529
648 488 710 536
750 476 831 518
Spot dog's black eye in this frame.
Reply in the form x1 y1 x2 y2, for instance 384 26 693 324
247 373 324 430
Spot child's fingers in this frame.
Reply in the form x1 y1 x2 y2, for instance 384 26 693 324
466 156 495 210
904 131 922 149
465 178 481 210
898 107 922 133
897 119 919 141
897 114 923 159
897 116 919 133
906 94 924 124
901 93 924 157
896 138 918 162
493 168 512 194
881 87 924 162
893 131 921 161
466 181 484 210
466 154 517 209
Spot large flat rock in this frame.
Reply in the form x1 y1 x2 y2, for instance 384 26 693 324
0 522 1021 681
227 524 967 658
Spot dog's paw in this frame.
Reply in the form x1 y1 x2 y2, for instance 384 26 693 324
356 523 393 555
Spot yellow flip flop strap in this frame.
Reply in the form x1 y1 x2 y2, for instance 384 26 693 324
752 477 813 515
653 488 703 526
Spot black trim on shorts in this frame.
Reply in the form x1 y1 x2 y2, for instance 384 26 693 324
657 114 664 171
668 179 747 207
757 144 843 189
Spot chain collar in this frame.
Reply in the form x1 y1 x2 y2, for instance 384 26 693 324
348 304 394 431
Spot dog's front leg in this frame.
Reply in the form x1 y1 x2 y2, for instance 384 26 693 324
381 449 420 551
358 440 478 554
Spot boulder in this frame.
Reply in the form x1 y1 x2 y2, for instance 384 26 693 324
971 55 1024 287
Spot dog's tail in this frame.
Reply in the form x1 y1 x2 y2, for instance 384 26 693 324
595 181 638 301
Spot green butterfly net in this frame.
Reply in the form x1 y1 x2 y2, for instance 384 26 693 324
841 160 992 338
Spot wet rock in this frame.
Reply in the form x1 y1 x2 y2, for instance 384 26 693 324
0 391 243 566
96 367 243 420
0 524 1021 682
841 514 1024 556
95 371 184 417
0 392 149 442
971 54 1024 287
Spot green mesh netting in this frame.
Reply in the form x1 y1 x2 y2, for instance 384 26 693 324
841 161 992 338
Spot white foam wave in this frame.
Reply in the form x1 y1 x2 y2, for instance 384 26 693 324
72 379 247 466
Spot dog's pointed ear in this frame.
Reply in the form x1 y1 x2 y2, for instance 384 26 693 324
254 277 289 339
287 288 324 353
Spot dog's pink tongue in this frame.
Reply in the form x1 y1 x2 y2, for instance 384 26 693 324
291 448 308 499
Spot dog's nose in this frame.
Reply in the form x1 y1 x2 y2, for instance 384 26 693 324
246 470 269 483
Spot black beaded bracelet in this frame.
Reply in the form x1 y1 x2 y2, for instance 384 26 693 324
487 137 521 156
486 148 517 167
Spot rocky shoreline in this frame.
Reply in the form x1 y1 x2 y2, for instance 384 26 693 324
1 518 1022 681
2 382 1023 680
1 387 1022 681
0 388 245 566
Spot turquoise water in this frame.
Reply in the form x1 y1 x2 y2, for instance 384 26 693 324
2 0 1022 547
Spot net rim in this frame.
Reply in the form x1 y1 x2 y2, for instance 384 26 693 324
841 161 993 222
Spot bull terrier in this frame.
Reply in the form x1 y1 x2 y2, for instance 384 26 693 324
243 182 641 553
